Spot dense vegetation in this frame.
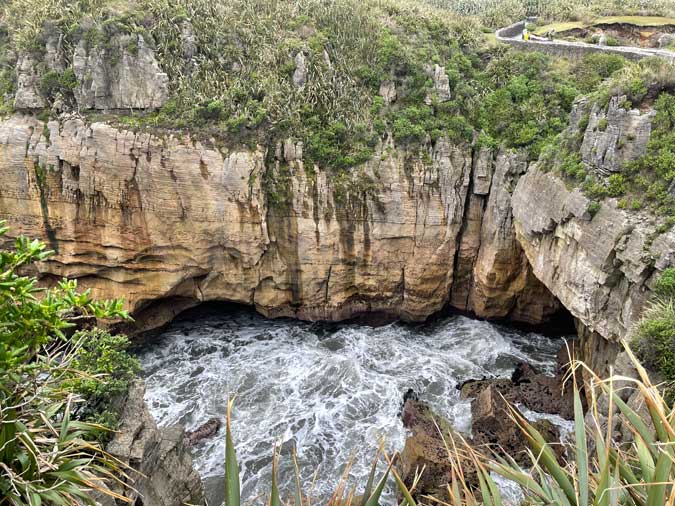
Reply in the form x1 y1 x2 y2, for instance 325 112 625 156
634 267 675 404
0 0 656 174
541 56 675 228
425 0 675 28
0 223 138 504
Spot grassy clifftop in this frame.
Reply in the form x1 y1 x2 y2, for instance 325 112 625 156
0 0 671 178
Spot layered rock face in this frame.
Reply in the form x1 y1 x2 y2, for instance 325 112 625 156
512 100 675 344
0 113 558 330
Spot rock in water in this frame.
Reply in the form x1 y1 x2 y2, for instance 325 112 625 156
470 384 562 465
398 398 478 502
186 417 222 446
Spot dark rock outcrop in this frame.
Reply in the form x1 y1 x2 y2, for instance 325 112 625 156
399 398 478 502
186 417 222 447
460 360 575 420
471 385 562 465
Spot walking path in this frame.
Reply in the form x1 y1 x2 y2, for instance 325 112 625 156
495 20 675 62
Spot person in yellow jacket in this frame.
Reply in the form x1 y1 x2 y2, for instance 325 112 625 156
523 28 530 41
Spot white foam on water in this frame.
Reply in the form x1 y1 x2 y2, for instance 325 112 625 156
139 308 565 505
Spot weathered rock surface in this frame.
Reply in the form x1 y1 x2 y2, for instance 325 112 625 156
292 52 308 87
578 96 653 175
451 149 561 323
73 34 168 110
399 398 477 502
15 55 46 109
424 63 452 104
471 384 562 465
460 360 575 420
0 114 556 330
101 382 204 506
512 167 675 342
398 393 562 502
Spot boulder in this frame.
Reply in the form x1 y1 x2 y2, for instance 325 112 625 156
186 417 222 446
399 398 477 502
470 385 562 465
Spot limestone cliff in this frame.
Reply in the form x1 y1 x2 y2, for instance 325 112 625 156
0 113 557 330
512 97 675 345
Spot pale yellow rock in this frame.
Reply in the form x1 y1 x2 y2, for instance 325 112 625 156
0 114 561 330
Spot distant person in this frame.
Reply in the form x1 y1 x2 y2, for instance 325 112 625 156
523 28 530 41
598 30 607 46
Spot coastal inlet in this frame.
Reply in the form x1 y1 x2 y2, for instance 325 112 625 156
139 305 566 505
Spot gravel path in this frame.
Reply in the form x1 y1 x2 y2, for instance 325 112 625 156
495 20 675 62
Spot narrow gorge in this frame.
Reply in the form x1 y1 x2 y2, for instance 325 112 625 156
1 1 674 505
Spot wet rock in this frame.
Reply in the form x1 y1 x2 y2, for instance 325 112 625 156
471 384 562 465
518 373 574 420
399 398 477 502
100 382 205 506
461 359 575 420
458 377 515 401
511 361 540 385
186 417 222 446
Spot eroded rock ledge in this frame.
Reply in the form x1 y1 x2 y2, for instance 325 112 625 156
512 166 675 343
0 113 559 330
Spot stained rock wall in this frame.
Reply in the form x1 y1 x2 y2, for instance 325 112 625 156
0 113 557 330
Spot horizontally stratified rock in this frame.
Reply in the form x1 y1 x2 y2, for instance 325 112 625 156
101 382 204 506
0 114 556 330
15 55 46 109
512 167 675 342
451 148 561 323
73 34 168 109
579 96 653 175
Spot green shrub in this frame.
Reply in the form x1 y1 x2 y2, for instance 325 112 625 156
606 173 626 196
587 200 601 216
655 267 675 297
0 222 133 504
38 68 78 102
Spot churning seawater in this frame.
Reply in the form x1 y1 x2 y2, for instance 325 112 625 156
139 306 564 505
